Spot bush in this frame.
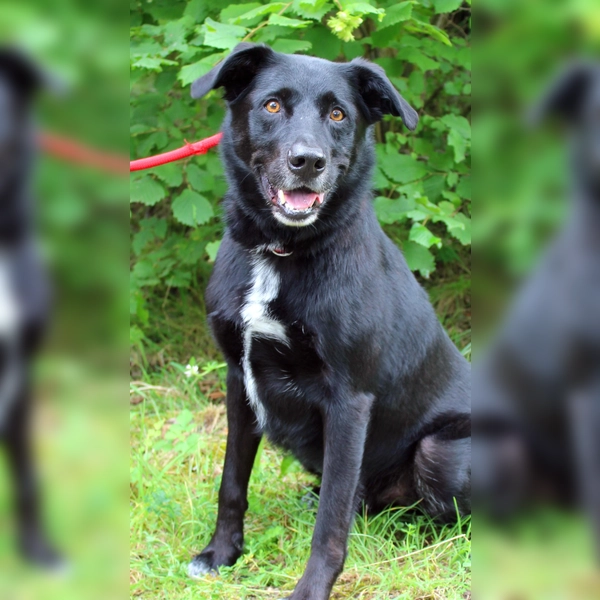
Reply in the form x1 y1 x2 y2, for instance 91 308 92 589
130 0 471 363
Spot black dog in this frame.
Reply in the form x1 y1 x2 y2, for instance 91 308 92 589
0 48 61 569
472 61 600 542
188 43 471 600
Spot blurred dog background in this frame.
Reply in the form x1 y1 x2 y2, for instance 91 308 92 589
0 1 128 598
0 46 61 570
474 1 600 598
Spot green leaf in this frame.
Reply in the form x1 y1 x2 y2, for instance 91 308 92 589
132 229 154 256
396 47 440 71
447 213 471 244
432 0 464 14
154 163 184 188
133 217 168 255
377 2 412 29
343 3 385 19
234 3 289 23
165 271 192 287
440 114 471 139
448 128 468 163
163 17 194 52
423 174 445 202
402 241 435 278
405 21 452 46
376 148 428 184
206 240 222 262
130 175 166 206
172 189 214 226
130 40 164 59
302 25 342 60
409 223 442 248
291 0 331 21
447 172 459 187
268 14 311 28
456 176 470 200
185 0 211 21
186 164 215 193
220 3 262 24
131 259 161 287
201 18 247 50
137 131 168 157
178 61 211 86
271 39 312 53
373 196 415 224
178 52 226 87
132 57 177 71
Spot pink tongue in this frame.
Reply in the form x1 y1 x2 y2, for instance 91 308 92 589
281 190 322 210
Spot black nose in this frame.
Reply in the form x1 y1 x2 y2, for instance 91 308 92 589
287 143 326 175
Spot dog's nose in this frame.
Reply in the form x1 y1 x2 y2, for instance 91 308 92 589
287 143 326 175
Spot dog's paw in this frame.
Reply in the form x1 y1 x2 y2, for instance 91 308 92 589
20 535 67 573
188 534 244 580
188 553 220 579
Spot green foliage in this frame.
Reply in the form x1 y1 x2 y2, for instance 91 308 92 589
130 0 471 347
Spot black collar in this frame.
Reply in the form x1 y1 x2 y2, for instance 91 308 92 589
252 243 293 257
270 246 293 257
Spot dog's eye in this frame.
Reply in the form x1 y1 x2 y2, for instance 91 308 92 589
330 108 345 122
265 100 281 113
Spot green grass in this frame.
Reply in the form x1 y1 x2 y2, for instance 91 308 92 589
0 355 127 600
130 363 471 599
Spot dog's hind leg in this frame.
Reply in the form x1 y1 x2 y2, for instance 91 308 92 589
414 415 471 519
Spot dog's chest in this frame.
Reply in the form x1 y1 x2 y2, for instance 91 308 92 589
0 252 22 429
239 255 323 431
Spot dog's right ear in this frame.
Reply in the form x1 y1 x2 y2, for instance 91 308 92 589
347 58 419 130
528 61 597 126
191 43 275 102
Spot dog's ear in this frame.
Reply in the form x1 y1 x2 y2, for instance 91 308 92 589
191 43 275 102
0 47 62 99
528 61 597 126
348 58 418 130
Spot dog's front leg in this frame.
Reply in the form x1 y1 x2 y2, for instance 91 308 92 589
5 384 62 568
286 393 374 600
188 367 262 577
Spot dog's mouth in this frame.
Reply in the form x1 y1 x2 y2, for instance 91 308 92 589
261 172 326 225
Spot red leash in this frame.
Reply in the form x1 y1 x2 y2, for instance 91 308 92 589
38 131 222 174
130 132 223 172
39 131 128 175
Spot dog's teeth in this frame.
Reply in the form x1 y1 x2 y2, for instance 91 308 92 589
277 189 286 204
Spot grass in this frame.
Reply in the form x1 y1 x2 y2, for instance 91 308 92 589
0 354 127 600
130 362 471 599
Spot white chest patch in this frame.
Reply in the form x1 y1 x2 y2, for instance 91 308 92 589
241 256 288 429
0 253 20 337
0 252 23 430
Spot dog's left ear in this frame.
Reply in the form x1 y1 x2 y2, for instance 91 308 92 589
348 58 418 130
0 47 63 100
191 42 276 102
528 61 597 126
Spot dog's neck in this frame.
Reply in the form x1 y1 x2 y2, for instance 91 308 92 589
0 173 34 247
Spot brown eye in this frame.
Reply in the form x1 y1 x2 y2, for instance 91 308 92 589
265 100 281 113
330 108 345 121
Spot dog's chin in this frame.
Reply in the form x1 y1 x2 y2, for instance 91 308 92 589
260 172 327 228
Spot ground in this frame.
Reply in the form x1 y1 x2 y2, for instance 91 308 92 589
129 361 471 599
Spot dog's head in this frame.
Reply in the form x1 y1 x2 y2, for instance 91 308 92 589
530 60 600 194
0 48 51 196
191 43 417 231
